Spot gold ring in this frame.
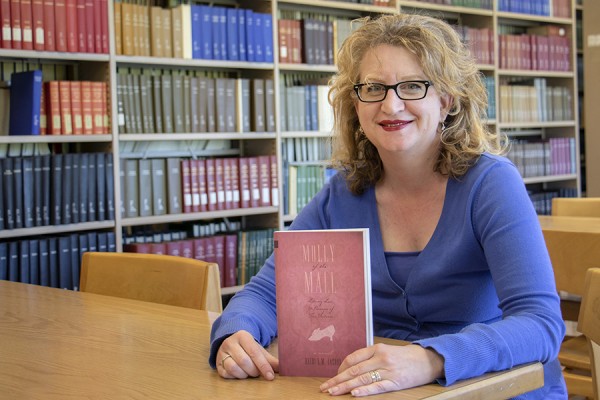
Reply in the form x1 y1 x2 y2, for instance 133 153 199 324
369 370 382 383
221 354 233 368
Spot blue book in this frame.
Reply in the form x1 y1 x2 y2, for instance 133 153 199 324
237 8 247 61
48 237 59 288
199 5 213 59
263 13 274 63
226 7 239 61
211 6 221 60
8 241 19 282
9 70 43 135
39 239 50 287
29 239 39 285
0 242 7 281
218 7 227 61
191 5 202 59
245 9 255 62
254 12 264 62
19 240 30 284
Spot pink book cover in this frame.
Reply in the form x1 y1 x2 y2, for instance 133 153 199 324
214 158 225 211
238 156 250 209
195 158 208 212
205 158 217 212
224 233 237 287
274 228 373 377
228 157 240 209
257 155 271 207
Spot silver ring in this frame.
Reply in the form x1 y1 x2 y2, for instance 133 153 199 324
221 353 233 368
369 370 382 383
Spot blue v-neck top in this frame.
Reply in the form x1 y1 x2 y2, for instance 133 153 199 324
210 153 566 398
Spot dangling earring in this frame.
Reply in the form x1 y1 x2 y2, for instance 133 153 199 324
439 121 446 134
358 126 364 135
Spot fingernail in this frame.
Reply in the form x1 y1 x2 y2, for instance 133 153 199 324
266 372 274 380
351 389 360 397
328 386 339 394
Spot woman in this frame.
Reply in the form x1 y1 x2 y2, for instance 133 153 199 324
210 13 566 398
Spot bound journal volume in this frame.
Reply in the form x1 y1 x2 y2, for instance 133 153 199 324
274 228 373 377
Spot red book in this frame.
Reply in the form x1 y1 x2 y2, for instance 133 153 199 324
20 0 33 50
83 0 92 51
101 81 109 133
39 83 46 134
42 0 54 51
31 0 44 50
274 228 373 377
54 0 67 51
1 0 12 48
181 239 193 259
203 236 222 287
222 157 233 210
166 240 182 257
98 0 106 53
257 155 271 207
195 158 207 212
90 81 104 133
189 157 200 212
150 242 166 255
92 0 100 52
80 80 93 134
269 154 279 208
10 0 22 49
205 158 217 211
65 0 76 52
180 159 192 213
69 80 83 134
227 157 240 209
224 234 237 287
193 237 206 261
214 235 226 287
214 158 225 210
238 156 250 209
58 80 73 134
247 156 260 208
45 81 61 135
123 243 152 254
74 0 85 51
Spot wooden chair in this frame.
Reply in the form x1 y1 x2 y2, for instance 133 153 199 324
545 203 600 398
578 268 600 400
80 252 223 313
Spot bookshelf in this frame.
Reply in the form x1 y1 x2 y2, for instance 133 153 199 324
0 0 581 292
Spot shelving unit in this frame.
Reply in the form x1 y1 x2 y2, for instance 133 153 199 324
0 0 581 291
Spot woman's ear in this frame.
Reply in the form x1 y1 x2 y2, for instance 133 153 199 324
440 93 454 117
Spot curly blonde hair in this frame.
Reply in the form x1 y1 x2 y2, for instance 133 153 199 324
329 13 507 194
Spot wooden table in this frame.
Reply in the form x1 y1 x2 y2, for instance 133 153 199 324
0 280 543 399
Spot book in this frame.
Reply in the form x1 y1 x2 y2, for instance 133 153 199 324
274 228 373 377
9 70 43 135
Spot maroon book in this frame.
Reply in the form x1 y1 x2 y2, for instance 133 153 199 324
274 228 373 377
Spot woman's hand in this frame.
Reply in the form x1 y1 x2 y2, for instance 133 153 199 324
319 343 444 397
216 330 279 380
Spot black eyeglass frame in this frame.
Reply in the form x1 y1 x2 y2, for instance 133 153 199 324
353 80 433 103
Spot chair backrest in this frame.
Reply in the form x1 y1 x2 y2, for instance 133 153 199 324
80 252 222 313
552 198 600 218
578 268 600 399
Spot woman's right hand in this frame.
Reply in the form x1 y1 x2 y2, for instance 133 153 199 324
216 330 279 380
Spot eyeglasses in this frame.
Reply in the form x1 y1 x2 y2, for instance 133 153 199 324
353 80 432 103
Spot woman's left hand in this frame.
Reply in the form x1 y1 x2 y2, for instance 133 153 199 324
319 343 444 397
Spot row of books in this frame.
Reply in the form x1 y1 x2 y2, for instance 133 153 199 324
0 230 117 291
507 137 577 179
498 32 571 72
330 0 391 5
114 3 273 62
483 75 496 120
123 228 274 287
453 26 494 66
285 164 334 216
529 188 577 215
120 155 278 219
498 0 571 18
0 152 115 230
413 0 492 8
117 72 275 134
0 0 109 52
282 137 332 164
6 70 109 136
280 82 333 133
499 80 573 123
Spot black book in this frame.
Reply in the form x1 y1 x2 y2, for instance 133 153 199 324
22 157 35 228
0 242 7 280
58 236 72 290
33 156 43 226
51 154 63 225
107 231 116 252
105 153 115 220
78 234 89 289
96 153 106 221
39 239 50 287
88 155 97 221
2 158 14 229
8 241 19 282
79 153 89 223
70 233 80 291
48 237 59 288
71 153 80 224
97 231 108 252
19 240 30 284
41 154 51 226
87 231 97 252
29 239 39 285
62 153 73 225
13 157 24 229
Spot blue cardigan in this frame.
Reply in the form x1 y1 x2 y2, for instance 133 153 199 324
210 154 567 398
